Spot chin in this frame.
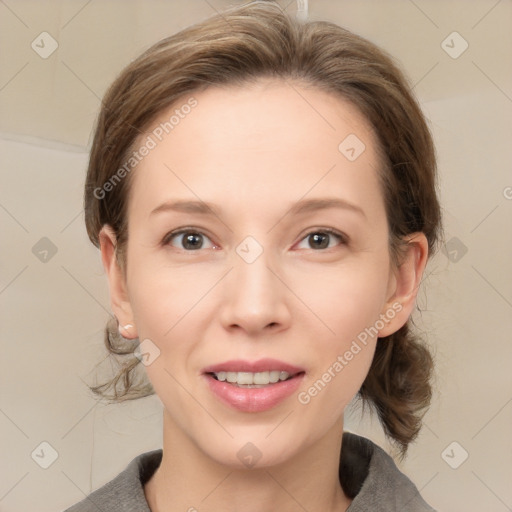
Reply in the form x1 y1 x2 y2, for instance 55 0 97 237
203 438 301 470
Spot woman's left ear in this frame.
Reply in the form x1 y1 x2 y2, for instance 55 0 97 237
377 232 429 337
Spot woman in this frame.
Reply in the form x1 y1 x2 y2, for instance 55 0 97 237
66 1 441 510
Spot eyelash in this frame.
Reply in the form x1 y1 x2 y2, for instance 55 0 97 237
162 227 348 251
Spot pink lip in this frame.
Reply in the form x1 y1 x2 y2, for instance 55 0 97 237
202 358 304 374
202 359 306 413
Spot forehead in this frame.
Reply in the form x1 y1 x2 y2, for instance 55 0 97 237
128 79 384 222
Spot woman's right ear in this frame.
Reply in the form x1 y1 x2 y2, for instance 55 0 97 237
98 226 137 338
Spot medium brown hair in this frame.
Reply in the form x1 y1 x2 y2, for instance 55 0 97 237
84 0 442 456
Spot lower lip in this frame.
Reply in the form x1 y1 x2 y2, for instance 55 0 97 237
204 373 305 412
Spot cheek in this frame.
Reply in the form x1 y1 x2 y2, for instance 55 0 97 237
292 257 389 413
292 256 390 341
125 261 218 401
297 347 375 430
127 260 211 339
127 267 204 418
296 280 382 425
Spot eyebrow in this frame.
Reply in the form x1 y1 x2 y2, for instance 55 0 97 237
150 197 366 220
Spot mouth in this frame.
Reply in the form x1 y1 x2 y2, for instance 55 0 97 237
202 359 305 412
207 370 302 388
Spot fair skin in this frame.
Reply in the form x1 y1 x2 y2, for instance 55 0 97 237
100 79 428 512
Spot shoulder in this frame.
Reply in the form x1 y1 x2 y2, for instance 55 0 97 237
63 449 162 512
342 432 436 512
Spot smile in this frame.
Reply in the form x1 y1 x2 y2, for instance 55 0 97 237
209 370 295 387
202 359 305 412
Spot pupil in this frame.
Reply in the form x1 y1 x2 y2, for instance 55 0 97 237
310 233 328 249
184 233 202 250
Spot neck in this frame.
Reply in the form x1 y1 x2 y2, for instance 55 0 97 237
144 410 352 512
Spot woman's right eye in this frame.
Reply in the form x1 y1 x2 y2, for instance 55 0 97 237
164 230 217 251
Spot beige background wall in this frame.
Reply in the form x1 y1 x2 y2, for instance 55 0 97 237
1 1 511 511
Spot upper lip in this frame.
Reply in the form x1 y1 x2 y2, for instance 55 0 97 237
202 358 305 375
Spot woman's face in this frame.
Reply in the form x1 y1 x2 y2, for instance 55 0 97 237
108 79 408 467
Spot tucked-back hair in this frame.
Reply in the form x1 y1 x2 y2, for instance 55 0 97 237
84 0 442 456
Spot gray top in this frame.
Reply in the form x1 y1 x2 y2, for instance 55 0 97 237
64 433 435 511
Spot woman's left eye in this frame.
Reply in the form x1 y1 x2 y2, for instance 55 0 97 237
296 230 346 250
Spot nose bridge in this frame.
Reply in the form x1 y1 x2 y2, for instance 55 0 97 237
234 249 275 301
220 238 290 333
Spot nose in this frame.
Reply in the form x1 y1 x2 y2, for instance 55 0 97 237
219 248 292 336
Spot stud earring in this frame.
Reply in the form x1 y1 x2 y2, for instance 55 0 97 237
119 323 134 336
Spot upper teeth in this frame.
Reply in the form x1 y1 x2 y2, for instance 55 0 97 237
214 371 291 385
